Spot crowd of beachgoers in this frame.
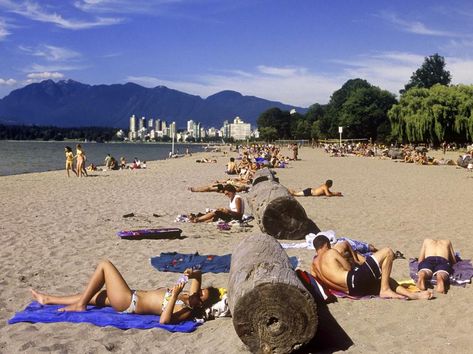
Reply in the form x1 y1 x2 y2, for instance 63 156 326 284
3 137 472 353
323 142 473 170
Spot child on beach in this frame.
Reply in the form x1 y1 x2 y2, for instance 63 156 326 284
30 260 220 324
64 146 77 177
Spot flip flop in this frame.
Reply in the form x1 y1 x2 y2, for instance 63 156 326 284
394 251 405 259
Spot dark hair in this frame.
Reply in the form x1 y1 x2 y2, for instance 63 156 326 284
191 286 221 317
230 157 235 162
325 179 333 187
223 184 236 193
313 235 330 250
65 146 72 152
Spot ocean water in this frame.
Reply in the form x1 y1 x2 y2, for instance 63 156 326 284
0 140 202 176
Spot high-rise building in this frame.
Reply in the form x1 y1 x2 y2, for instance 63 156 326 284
228 116 251 140
139 117 145 130
148 118 154 129
187 120 194 135
155 119 161 132
129 114 136 140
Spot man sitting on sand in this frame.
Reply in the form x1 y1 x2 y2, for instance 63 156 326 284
311 235 433 300
417 238 457 294
226 157 239 174
290 180 343 197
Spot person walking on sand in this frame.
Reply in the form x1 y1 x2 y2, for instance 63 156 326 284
417 239 457 294
64 146 77 177
311 235 433 300
290 180 343 197
30 260 220 324
75 144 86 177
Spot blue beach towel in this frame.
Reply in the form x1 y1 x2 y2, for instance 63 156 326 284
150 252 299 273
9 301 200 332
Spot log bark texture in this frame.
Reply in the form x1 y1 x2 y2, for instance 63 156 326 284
247 169 319 240
228 233 318 354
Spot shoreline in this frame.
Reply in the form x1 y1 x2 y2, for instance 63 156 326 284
1 146 472 353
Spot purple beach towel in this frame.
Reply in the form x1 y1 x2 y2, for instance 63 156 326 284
9 301 201 332
409 258 473 286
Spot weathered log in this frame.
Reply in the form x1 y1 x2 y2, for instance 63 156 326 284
252 168 279 185
228 233 318 354
247 169 319 239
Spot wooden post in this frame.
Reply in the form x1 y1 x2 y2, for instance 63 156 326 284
228 233 318 354
247 168 319 240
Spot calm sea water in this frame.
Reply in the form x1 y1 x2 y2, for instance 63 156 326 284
0 141 203 176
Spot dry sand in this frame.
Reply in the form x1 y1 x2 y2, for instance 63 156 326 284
0 146 472 353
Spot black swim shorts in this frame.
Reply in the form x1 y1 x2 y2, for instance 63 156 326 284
418 256 452 276
346 256 381 296
303 188 312 196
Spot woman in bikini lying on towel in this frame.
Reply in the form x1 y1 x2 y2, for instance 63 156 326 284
30 260 220 324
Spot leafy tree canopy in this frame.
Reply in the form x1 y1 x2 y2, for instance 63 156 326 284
402 53 451 94
388 84 473 144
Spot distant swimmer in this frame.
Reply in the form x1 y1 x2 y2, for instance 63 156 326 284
290 179 343 197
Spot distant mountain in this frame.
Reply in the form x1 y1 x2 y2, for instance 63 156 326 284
0 80 306 128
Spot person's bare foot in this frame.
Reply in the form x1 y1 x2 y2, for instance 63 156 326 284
379 289 406 300
416 274 427 291
31 289 48 305
436 274 448 294
408 290 434 300
58 303 87 312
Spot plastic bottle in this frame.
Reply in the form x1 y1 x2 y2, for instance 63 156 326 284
177 274 188 285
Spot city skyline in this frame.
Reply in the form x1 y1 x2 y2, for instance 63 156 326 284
1 1 473 107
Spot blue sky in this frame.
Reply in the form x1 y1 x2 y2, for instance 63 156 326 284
0 0 472 107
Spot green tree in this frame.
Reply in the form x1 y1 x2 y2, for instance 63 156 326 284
388 84 473 144
258 126 278 142
402 53 451 94
338 86 397 141
257 108 292 139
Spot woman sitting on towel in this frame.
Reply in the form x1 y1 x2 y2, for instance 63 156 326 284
30 261 220 324
190 184 244 223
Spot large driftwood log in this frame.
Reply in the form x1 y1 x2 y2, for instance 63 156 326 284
247 168 319 240
228 233 318 354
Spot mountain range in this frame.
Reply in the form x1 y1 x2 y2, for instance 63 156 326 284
0 80 306 129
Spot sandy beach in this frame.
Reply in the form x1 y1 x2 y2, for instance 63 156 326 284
1 146 472 353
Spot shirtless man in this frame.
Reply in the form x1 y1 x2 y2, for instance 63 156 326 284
290 180 343 197
311 235 433 300
417 239 457 294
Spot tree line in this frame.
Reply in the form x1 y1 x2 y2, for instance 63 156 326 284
258 53 473 145
0 124 120 142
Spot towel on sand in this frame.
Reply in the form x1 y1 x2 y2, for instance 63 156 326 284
409 258 473 286
9 301 200 332
150 252 299 273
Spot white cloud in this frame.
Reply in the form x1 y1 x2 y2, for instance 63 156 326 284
0 0 123 29
0 18 11 40
128 66 344 107
380 11 462 37
128 52 473 106
448 57 473 85
0 78 17 85
26 71 64 80
20 45 81 61
24 63 86 72
74 0 179 14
